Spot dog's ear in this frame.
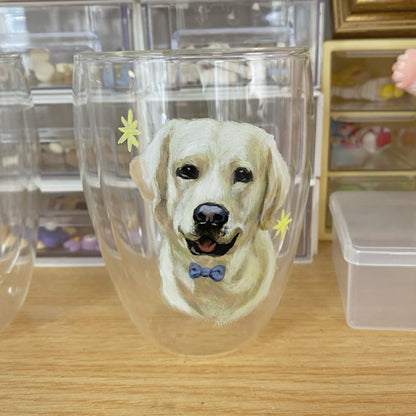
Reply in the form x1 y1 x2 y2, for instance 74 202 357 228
129 120 176 215
259 136 290 230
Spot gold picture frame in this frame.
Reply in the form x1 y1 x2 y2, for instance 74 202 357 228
332 0 416 37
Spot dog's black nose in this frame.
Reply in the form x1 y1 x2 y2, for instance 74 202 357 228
193 203 229 227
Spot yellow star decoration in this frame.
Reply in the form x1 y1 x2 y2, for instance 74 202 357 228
272 209 292 240
118 109 141 152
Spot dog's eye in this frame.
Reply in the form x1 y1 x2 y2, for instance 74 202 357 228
176 164 199 180
233 167 253 184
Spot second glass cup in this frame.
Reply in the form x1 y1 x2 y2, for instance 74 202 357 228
0 54 40 330
74 48 313 355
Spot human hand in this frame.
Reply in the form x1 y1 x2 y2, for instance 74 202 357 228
392 48 416 95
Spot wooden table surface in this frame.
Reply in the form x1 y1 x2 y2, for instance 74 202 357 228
1 241 415 415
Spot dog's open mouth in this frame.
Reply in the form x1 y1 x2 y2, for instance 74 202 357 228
186 233 239 257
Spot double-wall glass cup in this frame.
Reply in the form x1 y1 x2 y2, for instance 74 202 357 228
74 48 313 355
0 54 40 330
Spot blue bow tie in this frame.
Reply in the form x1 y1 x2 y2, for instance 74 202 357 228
189 262 226 282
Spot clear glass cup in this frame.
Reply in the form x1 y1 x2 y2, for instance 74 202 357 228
0 54 40 330
73 48 313 355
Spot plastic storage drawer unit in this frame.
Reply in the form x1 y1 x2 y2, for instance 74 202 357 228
330 191 416 331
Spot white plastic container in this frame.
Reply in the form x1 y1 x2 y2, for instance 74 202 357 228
330 191 416 330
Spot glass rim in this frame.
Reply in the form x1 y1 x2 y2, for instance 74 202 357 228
74 47 310 63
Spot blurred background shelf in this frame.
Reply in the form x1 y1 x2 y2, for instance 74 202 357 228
1 0 326 264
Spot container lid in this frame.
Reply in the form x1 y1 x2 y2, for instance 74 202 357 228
329 191 416 266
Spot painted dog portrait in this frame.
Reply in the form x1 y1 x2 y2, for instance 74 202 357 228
130 118 290 324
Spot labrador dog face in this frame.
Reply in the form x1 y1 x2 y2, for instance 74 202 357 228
130 118 290 321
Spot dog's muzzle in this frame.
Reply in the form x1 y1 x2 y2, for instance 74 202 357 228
185 203 238 257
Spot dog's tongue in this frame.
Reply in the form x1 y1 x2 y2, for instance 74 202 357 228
196 238 216 253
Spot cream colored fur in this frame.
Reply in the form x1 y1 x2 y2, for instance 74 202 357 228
130 118 290 324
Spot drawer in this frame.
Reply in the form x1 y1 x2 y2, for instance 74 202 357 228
140 0 324 86
0 1 135 89
34 101 79 176
38 192 100 258
330 50 416 111
329 115 416 171
40 139 78 177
